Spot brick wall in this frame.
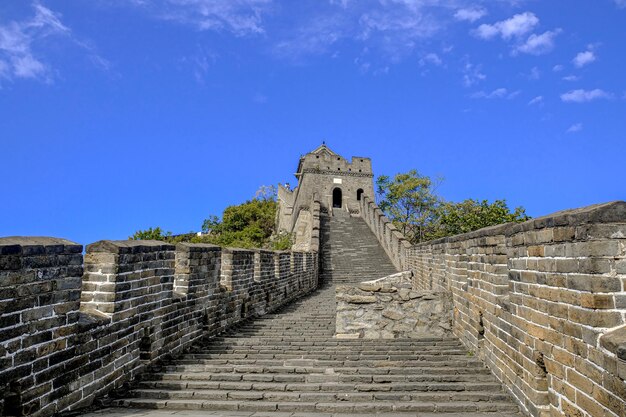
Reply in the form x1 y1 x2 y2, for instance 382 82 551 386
1 238 319 417
0 238 83 417
405 202 626 417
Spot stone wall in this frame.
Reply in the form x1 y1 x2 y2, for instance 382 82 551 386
359 195 412 270
0 238 83 417
0 238 319 417
405 202 626 417
336 272 453 339
292 200 321 252
277 145 375 233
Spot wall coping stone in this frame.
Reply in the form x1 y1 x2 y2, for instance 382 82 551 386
86 239 175 253
0 236 82 255
413 200 626 247
175 242 221 252
222 247 257 254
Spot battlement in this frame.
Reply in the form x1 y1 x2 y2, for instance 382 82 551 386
0 204 321 416
296 146 373 178
278 145 376 233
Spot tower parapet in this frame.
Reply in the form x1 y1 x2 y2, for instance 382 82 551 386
278 144 375 233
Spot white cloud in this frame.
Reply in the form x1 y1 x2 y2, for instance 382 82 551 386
515 29 560 55
553 64 564 72
562 75 580 82
462 60 486 87
132 0 273 36
560 89 612 103
474 12 539 40
528 95 543 105
274 0 461 63
329 0 351 8
566 123 583 133
274 15 345 61
471 87 518 99
573 50 596 67
454 8 486 23
419 52 442 66
527 66 540 80
0 3 69 83
357 7 440 60
615 0 626 8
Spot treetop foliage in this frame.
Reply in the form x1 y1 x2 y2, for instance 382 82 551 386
376 170 442 243
130 185 292 250
376 170 530 243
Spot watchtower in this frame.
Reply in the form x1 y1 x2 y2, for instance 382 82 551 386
277 144 375 233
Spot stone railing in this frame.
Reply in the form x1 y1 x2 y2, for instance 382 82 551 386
358 195 412 270
0 237 319 417
408 202 626 417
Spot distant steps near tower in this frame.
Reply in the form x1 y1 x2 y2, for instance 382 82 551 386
320 209 399 285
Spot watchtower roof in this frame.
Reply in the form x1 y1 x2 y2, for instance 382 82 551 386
296 143 339 175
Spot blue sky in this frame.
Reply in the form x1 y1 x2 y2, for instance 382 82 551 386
1 0 625 245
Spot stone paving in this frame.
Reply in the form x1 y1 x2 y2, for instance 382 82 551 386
83 408 521 417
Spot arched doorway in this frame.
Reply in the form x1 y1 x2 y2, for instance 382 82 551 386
357 189 364 201
332 188 342 208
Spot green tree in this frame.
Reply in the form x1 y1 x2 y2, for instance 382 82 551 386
429 199 530 240
212 198 278 248
376 170 443 244
129 227 172 241
201 215 221 234
130 184 285 249
376 170 531 243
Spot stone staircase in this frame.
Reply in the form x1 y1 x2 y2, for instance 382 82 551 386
111 209 521 415
115 286 520 414
320 209 398 284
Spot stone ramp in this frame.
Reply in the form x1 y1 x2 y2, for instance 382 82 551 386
111 286 521 415
320 210 398 285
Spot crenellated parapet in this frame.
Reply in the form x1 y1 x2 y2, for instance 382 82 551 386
277 144 375 233
358 194 411 270
0 237 319 417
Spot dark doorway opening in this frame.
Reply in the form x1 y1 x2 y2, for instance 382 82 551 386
332 188 342 208
357 189 364 201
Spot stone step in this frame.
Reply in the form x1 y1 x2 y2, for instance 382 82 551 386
171 359 486 368
141 371 497 383
203 342 464 349
181 353 475 361
131 388 510 402
115 398 519 413
199 348 468 355
144 365 494 377
209 336 460 343
135 381 503 392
